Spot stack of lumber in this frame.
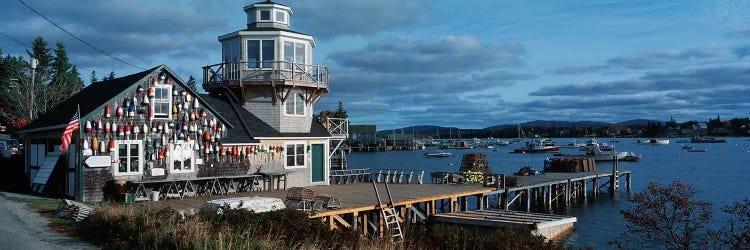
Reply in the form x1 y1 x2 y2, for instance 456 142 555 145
545 157 596 173
56 199 94 222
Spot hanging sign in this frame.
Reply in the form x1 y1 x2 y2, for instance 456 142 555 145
84 156 112 168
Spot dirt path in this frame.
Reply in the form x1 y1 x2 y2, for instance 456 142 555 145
0 194 96 250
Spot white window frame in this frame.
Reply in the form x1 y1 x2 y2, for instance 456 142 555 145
258 10 271 21
114 140 143 176
246 39 275 69
275 10 286 23
284 142 306 169
283 41 306 69
170 141 195 173
152 84 172 120
285 92 306 116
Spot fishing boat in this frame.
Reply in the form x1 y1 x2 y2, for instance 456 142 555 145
511 139 560 153
424 150 451 158
586 145 641 161
690 136 727 143
637 138 670 145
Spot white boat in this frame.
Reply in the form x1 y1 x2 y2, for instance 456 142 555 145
580 138 603 151
496 140 511 146
586 145 641 161
424 150 451 158
637 138 670 145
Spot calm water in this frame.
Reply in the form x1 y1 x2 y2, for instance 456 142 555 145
346 137 750 248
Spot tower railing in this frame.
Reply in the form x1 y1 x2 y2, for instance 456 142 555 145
202 61 329 89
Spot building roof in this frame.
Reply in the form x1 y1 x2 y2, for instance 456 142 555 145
243 26 310 36
349 125 377 134
23 66 159 131
22 65 233 133
199 91 331 140
250 0 289 8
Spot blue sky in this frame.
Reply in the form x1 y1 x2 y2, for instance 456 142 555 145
1 0 749 129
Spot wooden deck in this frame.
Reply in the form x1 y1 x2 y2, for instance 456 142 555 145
153 170 631 239
432 209 577 240
158 183 492 217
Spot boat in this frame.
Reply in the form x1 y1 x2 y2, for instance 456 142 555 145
511 139 560 153
687 148 707 152
580 138 603 151
424 150 451 158
586 145 641 161
681 145 693 150
637 138 670 145
567 140 580 147
690 136 727 143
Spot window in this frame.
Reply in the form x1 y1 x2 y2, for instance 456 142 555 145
170 142 194 173
285 92 306 115
222 40 240 62
283 42 306 69
260 10 270 21
152 85 172 119
115 140 142 175
285 143 305 168
247 40 275 68
275 11 285 22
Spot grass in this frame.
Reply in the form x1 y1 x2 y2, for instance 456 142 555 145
1 193 568 249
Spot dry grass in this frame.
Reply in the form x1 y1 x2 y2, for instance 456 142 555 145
74 204 567 250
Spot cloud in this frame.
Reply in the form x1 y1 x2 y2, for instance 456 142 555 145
553 65 611 75
330 36 527 73
533 65 750 97
733 45 750 58
724 28 750 39
553 46 724 74
291 0 435 39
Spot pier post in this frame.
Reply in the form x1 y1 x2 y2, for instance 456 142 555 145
626 173 632 192
352 212 359 232
450 197 457 213
565 180 571 206
503 191 510 210
583 180 588 200
546 185 552 210
461 196 468 212
526 189 532 212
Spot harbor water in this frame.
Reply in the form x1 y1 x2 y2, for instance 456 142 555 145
346 137 750 248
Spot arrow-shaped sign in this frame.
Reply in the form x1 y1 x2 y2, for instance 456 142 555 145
84 156 111 168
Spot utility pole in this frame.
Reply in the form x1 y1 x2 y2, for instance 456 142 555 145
29 58 38 120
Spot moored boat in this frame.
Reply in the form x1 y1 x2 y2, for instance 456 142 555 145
511 139 560 153
690 136 727 143
424 150 451 158
637 138 670 145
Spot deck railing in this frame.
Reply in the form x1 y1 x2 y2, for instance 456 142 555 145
202 61 329 88
322 117 348 137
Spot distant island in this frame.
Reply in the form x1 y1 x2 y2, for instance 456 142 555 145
375 116 750 138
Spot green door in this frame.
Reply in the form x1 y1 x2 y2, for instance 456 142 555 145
311 144 324 182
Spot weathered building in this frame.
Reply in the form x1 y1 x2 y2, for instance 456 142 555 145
20 0 344 201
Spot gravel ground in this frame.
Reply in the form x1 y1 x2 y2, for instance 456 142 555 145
0 193 96 250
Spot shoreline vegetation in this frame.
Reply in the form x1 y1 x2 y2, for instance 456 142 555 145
1 193 565 250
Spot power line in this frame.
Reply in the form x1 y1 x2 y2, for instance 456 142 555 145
17 0 147 70
0 32 32 50
1 31 94 73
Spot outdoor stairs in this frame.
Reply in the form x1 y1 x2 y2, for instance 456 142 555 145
373 182 404 243
31 155 61 193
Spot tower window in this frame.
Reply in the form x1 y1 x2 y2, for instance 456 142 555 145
283 42 306 69
247 40 275 68
275 11 285 22
259 10 271 21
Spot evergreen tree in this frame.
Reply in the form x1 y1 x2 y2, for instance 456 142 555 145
25 36 53 78
90 70 97 84
102 71 116 81
186 75 198 92
50 41 71 87
68 65 83 92
335 101 348 119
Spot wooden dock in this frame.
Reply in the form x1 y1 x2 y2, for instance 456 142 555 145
432 209 577 240
157 169 631 240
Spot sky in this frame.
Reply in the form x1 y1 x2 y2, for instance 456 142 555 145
1 0 750 129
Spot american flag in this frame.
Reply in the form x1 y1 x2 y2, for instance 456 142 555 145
60 107 80 153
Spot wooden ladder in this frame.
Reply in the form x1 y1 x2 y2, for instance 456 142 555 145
373 182 404 243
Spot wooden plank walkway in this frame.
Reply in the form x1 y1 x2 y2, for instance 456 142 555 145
432 209 577 240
